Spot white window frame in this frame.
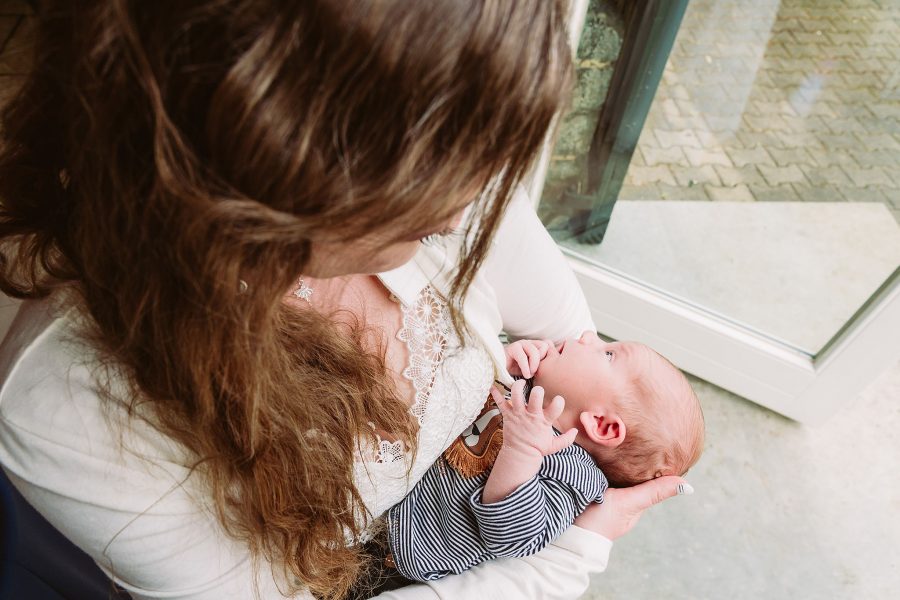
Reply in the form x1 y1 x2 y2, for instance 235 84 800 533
529 0 900 424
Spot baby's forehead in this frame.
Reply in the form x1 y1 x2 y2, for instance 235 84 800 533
617 341 658 370
627 345 691 400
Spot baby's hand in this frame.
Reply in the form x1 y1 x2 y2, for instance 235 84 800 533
490 381 578 461
504 339 553 378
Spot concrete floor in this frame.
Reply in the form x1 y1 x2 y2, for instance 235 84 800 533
584 361 900 600
582 5 900 592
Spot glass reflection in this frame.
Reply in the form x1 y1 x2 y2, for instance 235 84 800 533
541 0 900 355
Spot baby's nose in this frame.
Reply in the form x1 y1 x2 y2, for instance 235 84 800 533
578 330 599 344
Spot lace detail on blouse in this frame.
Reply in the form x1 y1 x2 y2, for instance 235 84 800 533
373 430 406 465
397 285 451 427
370 285 452 464
353 284 494 522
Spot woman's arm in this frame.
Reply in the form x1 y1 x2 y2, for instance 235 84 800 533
374 475 691 600
0 395 311 600
481 185 595 342
374 525 611 600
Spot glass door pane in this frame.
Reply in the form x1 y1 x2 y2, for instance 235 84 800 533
541 0 900 356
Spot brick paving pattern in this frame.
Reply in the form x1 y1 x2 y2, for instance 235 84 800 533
622 0 900 225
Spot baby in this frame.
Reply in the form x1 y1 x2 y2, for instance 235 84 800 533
384 330 705 582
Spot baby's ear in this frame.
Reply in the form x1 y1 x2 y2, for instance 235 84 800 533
578 411 626 448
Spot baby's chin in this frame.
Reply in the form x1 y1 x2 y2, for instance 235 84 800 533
531 351 560 388
530 374 564 407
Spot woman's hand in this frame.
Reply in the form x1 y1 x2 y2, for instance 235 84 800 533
574 476 693 541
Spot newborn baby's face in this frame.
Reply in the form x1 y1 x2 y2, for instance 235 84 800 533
535 332 704 484
533 331 652 419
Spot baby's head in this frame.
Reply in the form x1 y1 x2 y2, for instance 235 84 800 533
533 331 704 487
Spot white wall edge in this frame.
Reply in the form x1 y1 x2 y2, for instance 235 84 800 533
571 256 900 425
793 272 900 424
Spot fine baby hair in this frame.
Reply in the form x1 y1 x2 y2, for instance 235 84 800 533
590 347 704 488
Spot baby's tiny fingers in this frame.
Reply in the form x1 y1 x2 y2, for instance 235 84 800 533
515 354 532 378
491 385 508 410
526 345 540 378
526 385 544 414
506 379 527 410
549 427 579 454
494 390 518 416
510 346 532 378
538 339 553 359
544 394 566 422
489 386 506 408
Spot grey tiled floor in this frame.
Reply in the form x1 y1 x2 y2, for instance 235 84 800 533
584 362 900 600
623 0 900 224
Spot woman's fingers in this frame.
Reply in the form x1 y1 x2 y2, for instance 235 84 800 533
574 476 693 540
626 475 692 511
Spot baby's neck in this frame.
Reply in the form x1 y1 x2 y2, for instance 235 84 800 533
552 402 583 441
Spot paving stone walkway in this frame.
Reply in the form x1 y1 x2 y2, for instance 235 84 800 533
622 0 900 225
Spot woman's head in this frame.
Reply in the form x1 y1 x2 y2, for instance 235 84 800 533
1 0 572 291
0 0 573 597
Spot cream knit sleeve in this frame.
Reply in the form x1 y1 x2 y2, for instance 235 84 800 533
481 184 596 342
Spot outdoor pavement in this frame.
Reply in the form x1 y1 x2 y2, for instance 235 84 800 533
584 362 900 600
621 0 900 225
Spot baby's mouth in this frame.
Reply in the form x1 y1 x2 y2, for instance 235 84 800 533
557 340 567 355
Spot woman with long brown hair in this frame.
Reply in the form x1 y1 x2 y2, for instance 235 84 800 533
0 1 689 598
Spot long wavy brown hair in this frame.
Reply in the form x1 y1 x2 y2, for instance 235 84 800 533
0 1 573 597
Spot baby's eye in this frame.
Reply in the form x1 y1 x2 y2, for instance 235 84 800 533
605 350 614 362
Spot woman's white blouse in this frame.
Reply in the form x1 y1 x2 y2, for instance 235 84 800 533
352 283 496 524
0 187 612 599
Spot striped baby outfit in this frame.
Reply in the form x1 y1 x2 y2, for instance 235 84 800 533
386 393 608 582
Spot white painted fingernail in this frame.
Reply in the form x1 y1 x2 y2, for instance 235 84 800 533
676 483 694 496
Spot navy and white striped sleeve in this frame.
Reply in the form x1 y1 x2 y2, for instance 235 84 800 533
467 444 607 559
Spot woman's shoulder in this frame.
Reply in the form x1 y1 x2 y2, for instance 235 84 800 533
0 299 256 596
0 298 100 424
0 297 190 483
1 298 115 434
